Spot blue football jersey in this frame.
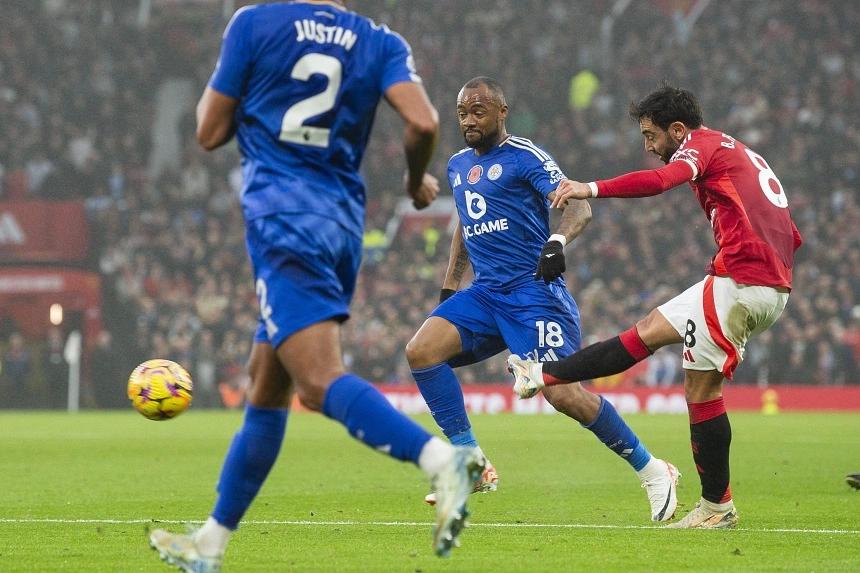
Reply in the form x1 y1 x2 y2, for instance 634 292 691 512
210 2 421 236
448 136 567 290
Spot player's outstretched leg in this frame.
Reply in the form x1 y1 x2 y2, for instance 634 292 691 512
150 404 288 572
323 373 483 556
848 473 860 490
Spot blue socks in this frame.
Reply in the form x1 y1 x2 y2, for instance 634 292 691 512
584 396 651 471
213 404 288 529
212 374 434 531
412 363 477 447
322 373 432 462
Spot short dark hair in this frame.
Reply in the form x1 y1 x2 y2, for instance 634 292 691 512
462 76 507 106
629 84 702 130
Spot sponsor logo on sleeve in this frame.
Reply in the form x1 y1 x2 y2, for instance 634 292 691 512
543 160 565 184
670 147 699 164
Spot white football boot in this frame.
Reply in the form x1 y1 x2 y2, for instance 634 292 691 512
506 355 545 399
637 458 681 521
431 446 486 557
667 498 739 529
149 528 222 573
424 459 499 506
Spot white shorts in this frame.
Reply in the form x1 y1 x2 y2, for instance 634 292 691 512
657 275 789 378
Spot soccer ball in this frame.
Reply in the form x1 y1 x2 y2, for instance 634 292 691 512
127 359 193 420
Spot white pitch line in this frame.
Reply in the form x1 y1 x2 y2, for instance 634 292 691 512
0 518 858 535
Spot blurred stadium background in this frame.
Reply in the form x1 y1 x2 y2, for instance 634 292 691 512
1 0 858 413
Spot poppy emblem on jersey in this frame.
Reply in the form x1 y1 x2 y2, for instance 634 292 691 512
487 164 503 181
467 165 483 184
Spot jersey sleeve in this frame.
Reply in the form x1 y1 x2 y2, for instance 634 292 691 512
209 7 255 99
595 161 694 197
514 142 566 199
379 29 422 92
669 135 716 181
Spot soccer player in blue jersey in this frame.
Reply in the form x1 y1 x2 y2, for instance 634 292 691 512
407 77 679 520
148 3 485 569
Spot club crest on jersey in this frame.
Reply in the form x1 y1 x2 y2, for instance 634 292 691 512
487 164 503 181
467 165 483 184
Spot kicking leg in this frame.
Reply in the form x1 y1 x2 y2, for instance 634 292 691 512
509 309 681 397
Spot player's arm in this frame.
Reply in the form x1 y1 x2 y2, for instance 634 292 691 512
196 87 239 151
549 161 695 208
551 197 592 245
385 82 440 210
198 7 252 151
439 215 470 303
534 197 592 284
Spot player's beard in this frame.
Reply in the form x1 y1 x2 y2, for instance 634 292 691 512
660 141 680 164
464 127 497 149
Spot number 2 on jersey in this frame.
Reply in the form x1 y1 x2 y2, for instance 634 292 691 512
280 53 342 148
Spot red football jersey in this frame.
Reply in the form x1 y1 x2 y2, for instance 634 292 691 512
670 128 802 288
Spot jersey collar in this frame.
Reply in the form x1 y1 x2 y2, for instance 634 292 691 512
295 0 347 11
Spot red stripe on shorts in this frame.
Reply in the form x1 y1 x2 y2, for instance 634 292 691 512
702 276 739 379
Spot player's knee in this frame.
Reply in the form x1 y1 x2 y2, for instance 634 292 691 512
291 369 346 412
683 371 724 403
542 383 592 422
544 384 602 424
405 335 435 369
294 382 327 412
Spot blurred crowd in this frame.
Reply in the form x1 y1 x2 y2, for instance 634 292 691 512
0 0 858 408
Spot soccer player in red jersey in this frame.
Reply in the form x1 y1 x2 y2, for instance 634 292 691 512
508 85 802 528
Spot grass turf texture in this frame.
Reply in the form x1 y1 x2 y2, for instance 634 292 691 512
1 410 858 572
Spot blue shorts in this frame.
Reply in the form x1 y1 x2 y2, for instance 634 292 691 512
246 213 361 349
431 281 582 367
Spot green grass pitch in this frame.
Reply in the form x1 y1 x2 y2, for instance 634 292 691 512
1 410 859 572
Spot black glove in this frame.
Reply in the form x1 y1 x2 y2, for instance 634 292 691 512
439 288 456 303
534 240 565 284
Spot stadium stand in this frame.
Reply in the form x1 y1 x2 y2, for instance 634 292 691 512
0 0 857 407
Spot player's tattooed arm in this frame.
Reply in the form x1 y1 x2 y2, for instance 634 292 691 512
552 197 592 245
441 216 470 298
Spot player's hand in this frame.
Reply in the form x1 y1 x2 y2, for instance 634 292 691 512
534 240 565 284
550 179 591 208
405 172 439 210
